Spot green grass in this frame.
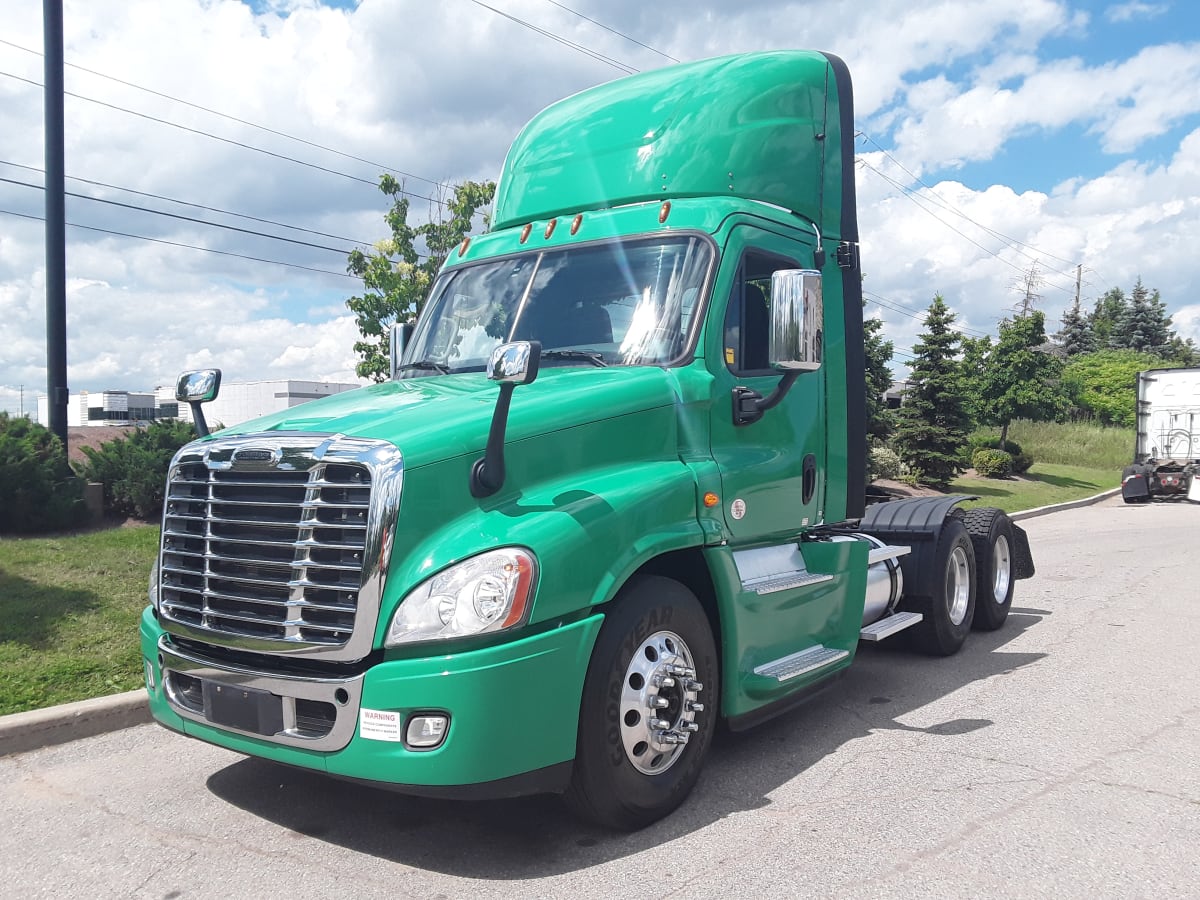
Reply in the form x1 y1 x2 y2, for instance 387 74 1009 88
996 419 1134 470
953 462 1121 513
951 419 1131 513
0 525 159 716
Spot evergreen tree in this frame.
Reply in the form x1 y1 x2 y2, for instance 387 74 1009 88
977 311 1068 446
1116 278 1173 354
1054 297 1095 356
1088 287 1127 348
863 309 895 444
893 295 971 489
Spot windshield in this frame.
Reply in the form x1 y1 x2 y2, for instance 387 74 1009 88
400 235 712 375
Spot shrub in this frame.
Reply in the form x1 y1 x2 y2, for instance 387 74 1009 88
0 414 87 533
78 419 197 520
869 445 902 481
972 448 1013 478
968 435 1033 474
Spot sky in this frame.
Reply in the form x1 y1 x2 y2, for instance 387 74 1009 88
2 0 1200 417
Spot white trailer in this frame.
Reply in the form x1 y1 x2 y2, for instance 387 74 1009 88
1121 366 1200 503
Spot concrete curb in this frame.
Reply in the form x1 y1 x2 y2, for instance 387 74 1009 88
0 487 1125 759
1010 487 1122 521
0 689 150 758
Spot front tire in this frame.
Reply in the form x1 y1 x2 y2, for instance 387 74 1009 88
905 518 977 656
564 576 718 830
963 507 1015 631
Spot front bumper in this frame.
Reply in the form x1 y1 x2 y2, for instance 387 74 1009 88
141 607 603 794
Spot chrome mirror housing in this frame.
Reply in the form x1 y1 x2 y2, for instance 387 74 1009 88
175 369 221 403
487 341 541 385
769 269 823 372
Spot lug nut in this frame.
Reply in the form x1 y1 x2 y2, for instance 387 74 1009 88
687 701 705 713
649 696 670 709
685 679 704 692
649 717 671 730
681 721 699 733
656 675 676 688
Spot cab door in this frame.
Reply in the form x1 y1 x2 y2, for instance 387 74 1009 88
708 226 825 542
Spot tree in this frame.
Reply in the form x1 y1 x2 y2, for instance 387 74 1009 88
346 175 496 382
1054 297 1095 356
862 308 895 444
1088 287 1127 348
1114 278 1173 355
976 311 1068 446
1062 349 1164 427
893 295 971 489
959 334 993 424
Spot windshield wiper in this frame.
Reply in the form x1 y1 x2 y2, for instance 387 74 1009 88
398 359 450 374
541 349 608 367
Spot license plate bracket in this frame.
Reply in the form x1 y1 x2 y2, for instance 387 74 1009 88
202 681 284 736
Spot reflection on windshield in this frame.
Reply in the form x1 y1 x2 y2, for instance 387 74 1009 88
400 236 711 375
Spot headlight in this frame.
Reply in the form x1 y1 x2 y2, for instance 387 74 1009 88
385 548 537 646
148 557 160 611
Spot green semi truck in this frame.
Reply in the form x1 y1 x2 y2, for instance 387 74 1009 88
142 50 1034 830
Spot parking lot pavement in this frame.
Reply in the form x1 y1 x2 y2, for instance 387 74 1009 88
1 495 1197 898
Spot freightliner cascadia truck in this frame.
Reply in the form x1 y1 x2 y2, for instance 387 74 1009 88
1121 366 1200 503
142 50 1035 830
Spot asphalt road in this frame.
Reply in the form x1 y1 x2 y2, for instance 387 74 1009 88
3 496 1198 899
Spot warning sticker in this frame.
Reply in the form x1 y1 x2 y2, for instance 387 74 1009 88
359 708 403 742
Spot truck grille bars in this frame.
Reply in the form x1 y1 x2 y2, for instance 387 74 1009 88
158 435 403 662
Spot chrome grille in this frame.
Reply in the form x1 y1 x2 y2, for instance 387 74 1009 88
157 434 403 662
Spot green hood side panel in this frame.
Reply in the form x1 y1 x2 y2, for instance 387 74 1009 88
494 50 848 239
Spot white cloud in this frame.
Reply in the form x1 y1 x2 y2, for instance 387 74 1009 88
2 0 1199 415
1105 2 1169 23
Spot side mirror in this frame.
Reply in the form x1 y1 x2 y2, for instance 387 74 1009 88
487 340 541 385
769 269 823 371
175 369 221 437
389 322 414 380
471 342 541 498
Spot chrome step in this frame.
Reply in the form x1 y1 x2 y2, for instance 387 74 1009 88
867 544 911 565
753 645 849 682
751 572 833 596
859 610 923 642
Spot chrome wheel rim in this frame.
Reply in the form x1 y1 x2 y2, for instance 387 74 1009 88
991 535 1012 605
619 630 703 775
946 545 971 626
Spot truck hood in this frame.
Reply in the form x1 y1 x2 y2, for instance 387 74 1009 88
213 367 680 469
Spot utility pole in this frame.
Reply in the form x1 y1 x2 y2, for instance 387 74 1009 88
19 384 24 418
44 0 68 446
1075 264 1082 310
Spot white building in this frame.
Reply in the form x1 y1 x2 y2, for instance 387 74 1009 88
41 380 361 430
37 389 158 427
158 379 360 429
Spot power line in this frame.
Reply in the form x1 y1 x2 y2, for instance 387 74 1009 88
855 134 1082 295
864 290 990 339
0 69 445 206
0 207 361 280
541 0 679 62
0 36 448 191
1 159 374 246
2 175 354 255
858 157 1076 296
464 0 639 74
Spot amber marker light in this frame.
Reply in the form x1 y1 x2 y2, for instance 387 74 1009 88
459 237 471 255
544 218 557 239
659 200 672 223
703 492 719 508
570 214 583 235
520 223 533 243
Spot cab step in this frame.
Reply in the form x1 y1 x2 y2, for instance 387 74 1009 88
859 611 923 642
753 645 849 682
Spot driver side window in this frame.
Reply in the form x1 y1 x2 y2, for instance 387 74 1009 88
723 249 800 375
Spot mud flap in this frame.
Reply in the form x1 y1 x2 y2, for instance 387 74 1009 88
1011 523 1035 580
1121 472 1150 502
